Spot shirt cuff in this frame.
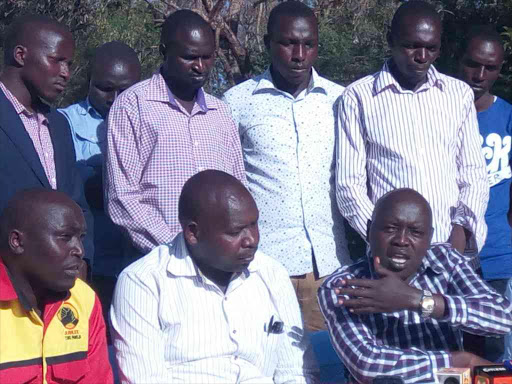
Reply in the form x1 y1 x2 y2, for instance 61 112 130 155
428 350 451 378
443 295 468 326
451 204 478 255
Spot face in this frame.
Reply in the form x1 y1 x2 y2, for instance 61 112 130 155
89 60 141 118
459 38 504 100
388 16 441 89
193 190 260 274
267 16 318 89
20 26 75 102
161 26 215 92
369 198 432 281
18 201 86 293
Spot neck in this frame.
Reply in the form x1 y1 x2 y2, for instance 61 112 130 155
475 92 494 113
193 258 233 294
0 69 37 113
161 68 198 102
270 65 310 98
389 60 427 92
3 260 40 311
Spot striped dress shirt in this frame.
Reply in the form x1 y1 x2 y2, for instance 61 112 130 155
336 62 489 254
318 243 512 384
110 233 318 384
105 71 247 253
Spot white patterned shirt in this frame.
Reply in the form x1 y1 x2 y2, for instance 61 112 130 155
110 233 318 384
223 68 350 277
336 62 489 255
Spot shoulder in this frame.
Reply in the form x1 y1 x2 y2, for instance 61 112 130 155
118 245 171 283
322 259 370 289
315 73 345 95
203 91 233 115
427 243 474 271
58 101 86 117
342 72 379 99
436 72 473 98
254 250 290 278
69 278 98 313
113 78 154 109
223 76 261 102
496 97 512 114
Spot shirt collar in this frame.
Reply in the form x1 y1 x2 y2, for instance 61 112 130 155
0 81 50 117
80 98 103 119
145 69 215 113
374 60 445 95
0 259 33 310
253 67 327 97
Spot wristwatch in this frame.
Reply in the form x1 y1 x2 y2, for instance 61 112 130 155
420 290 435 318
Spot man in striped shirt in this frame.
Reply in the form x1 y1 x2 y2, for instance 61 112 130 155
336 0 489 257
318 188 512 384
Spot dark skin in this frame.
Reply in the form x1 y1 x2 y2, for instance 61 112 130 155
1 191 86 317
265 15 318 98
160 26 215 114
0 24 74 113
334 189 492 367
459 37 504 113
183 184 259 293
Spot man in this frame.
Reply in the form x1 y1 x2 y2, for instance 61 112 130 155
318 188 512 384
0 15 94 275
111 170 318 383
223 0 349 331
458 26 512 361
336 1 489 260
105 10 246 258
59 41 141 277
0 189 113 383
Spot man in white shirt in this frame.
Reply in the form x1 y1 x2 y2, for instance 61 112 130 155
336 0 489 258
223 0 349 332
110 170 318 384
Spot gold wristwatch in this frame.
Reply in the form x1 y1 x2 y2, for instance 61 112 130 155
420 290 435 318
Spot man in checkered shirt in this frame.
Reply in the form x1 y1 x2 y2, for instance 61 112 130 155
105 10 246 260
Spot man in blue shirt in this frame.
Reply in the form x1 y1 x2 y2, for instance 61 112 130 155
59 41 141 280
459 26 512 361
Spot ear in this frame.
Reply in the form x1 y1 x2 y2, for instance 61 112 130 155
183 221 200 246
263 34 271 51
13 45 27 67
9 230 25 255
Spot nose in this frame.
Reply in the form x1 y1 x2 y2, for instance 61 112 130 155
242 228 259 249
391 229 409 247
193 57 204 73
474 65 486 82
60 62 71 82
292 43 306 62
72 238 85 260
415 48 427 64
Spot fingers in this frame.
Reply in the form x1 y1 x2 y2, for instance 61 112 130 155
336 287 373 299
373 257 391 276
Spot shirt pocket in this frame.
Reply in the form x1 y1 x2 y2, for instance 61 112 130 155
0 366 41 384
48 359 90 384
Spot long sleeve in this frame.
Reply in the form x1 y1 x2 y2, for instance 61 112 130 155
318 282 449 384
105 98 175 253
228 118 248 186
451 90 489 253
110 271 169 383
336 90 374 240
87 295 114 383
443 257 512 336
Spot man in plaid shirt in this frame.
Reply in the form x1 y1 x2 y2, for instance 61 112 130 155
318 188 512 384
105 10 246 258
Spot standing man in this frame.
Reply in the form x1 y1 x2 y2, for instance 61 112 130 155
59 41 141 278
459 26 512 360
0 15 94 275
336 1 489 259
105 10 246 258
223 0 349 331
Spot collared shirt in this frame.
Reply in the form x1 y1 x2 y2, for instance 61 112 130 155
58 98 106 166
223 68 349 277
110 232 318 384
318 244 512 384
105 72 247 253
336 62 489 255
0 81 57 189
0 260 113 384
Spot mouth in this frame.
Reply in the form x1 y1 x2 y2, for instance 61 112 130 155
388 254 409 270
190 75 206 82
238 252 255 264
63 264 80 278
54 83 66 92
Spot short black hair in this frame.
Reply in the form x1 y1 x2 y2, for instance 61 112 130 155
160 9 212 47
3 14 69 66
89 41 141 78
390 0 441 39
267 0 316 37
458 25 504 58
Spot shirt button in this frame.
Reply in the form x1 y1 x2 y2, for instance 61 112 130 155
232 330 237 334
224 297 228 301
194 141 199 146
234 356 238 360
45 152 49 157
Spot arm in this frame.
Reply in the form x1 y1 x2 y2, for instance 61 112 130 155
228 117 248 186
105 98 175 253
110 271 169 383
318 276 450 384
86 295 114 383
336 91 375 240
451 91 489 253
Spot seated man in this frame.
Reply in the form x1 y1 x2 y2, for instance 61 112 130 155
111 170 318 383
0 189 113 383
318 188 512 384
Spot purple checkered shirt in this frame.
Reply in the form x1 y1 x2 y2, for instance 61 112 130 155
0 82 57 189
105 72 247 253
318 243 512 384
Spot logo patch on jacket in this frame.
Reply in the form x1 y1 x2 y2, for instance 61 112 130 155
58 302 79 329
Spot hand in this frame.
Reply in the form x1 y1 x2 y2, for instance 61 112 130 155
78 259 88 282
448 224 467 254
333 257 422 314
451 351 493 369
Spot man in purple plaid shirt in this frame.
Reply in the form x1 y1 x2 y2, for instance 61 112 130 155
105 10 246 258
318 188 512 384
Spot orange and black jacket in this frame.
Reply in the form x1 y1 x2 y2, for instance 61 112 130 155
0 261 113 383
